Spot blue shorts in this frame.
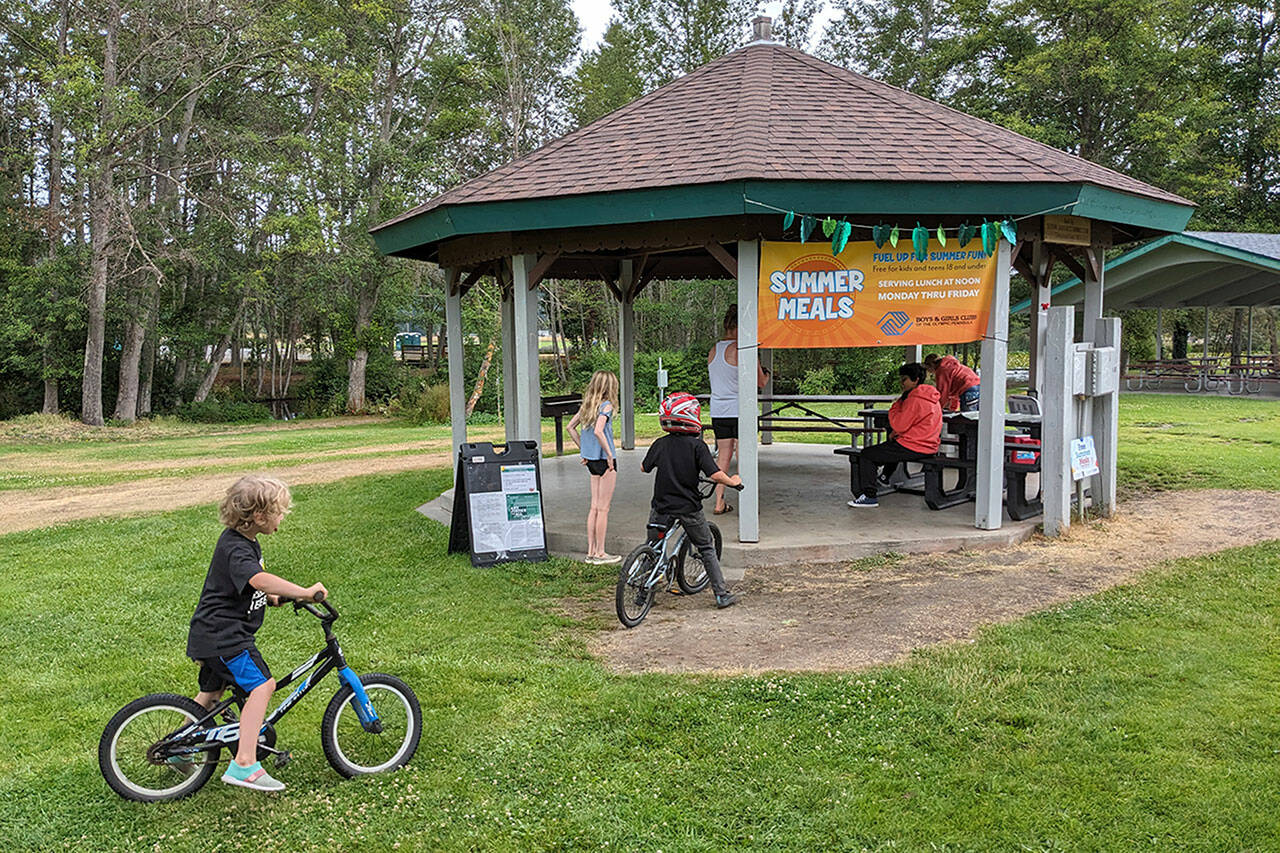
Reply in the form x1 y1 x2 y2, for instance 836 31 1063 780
197 647 272 694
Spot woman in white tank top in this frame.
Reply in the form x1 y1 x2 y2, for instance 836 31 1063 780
707 304 769 514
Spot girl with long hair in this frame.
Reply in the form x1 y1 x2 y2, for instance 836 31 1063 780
568 370 621 563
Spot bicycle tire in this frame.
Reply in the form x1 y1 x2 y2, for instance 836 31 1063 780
616 545 657 627
99 693 218 802
321 673 422 778
675 522 722 595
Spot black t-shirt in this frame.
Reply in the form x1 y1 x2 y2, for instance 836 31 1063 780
641 433 720 516
186 528 267 659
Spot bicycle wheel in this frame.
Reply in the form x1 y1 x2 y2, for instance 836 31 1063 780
99 693 218 802
616 545 657 627
321 673 422 778
675 522 722 595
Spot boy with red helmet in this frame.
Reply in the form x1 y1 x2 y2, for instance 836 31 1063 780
642 393 742 608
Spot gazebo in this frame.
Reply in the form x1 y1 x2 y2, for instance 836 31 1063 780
372 18 1194 543
1013 232 1280 378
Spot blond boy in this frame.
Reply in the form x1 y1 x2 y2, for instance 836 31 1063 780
186 476 326 792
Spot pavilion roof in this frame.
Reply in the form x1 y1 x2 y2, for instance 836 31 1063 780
1010 231 1280 310
372 42 1194 267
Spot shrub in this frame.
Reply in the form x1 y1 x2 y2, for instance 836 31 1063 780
175 399 273 423
389 380 452 424
798 366 836 396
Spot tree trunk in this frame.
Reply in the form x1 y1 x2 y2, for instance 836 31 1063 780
42 352 59 415
466 338 497 416
194 300 246 403
80 0 119 426
112 293 146 422
346 286 378 412
41 0 69 417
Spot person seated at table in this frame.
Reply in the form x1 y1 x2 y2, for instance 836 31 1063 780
848 363 941 509
924 352 980 412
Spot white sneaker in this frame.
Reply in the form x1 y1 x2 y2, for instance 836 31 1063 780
597 553 622 564
222 760 285 792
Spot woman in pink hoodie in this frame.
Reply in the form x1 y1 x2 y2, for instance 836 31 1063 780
924 353 980 412
848 363 942 508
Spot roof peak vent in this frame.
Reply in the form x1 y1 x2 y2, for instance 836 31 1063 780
750 15 773 43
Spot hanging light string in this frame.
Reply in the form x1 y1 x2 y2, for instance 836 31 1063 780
741 196 1082 259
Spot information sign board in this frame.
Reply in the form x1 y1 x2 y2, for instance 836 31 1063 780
447 442 548 566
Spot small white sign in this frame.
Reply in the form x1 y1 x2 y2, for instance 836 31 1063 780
1071 436 1100 481
500 463 538 493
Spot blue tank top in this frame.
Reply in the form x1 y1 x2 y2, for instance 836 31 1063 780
579 403 616 461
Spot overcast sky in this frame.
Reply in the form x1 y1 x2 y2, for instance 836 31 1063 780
569 1 835 51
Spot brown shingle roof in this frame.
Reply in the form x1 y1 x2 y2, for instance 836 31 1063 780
375 43 1189 231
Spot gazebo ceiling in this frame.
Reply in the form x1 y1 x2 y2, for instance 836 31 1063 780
372 41 1195 277
1011 232 1280 311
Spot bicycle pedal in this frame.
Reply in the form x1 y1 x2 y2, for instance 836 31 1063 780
273 751 292 768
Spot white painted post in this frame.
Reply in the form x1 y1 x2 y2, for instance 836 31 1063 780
1029 241 1050 395
1082 247 1103 344
1042 306 1075 536
511 253 540 442
975 239 1011 530
501 289 517 443
444 270 467 456
1092 316 1120 516
736 239 760 543
617 260 636 450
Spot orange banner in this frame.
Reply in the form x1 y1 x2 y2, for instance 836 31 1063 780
758 240 997 349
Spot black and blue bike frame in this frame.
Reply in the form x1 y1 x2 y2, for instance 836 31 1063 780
155 598 381 762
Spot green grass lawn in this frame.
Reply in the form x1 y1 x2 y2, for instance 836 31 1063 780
2 395 1278 850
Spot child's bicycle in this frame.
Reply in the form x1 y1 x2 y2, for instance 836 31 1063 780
614 478 744 627
98 593 421 802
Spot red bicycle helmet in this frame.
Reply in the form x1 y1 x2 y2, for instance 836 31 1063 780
659 392 703 435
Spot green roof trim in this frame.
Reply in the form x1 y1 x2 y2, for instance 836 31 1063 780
371 179 1194 259
1010 232 1280 313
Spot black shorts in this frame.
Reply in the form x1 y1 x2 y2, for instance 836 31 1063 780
711 418 738 440
196 646 273 695
585 458 617 476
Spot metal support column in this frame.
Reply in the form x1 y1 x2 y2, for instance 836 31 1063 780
501 288 517 442
444 269 467 455
511 253 540 442
1042 306 1075 536
975 239 1010 530
1028 241 1050 395
736 239 760 543
617 260 636 450
1092 317 1121 516
1082 246 1103 344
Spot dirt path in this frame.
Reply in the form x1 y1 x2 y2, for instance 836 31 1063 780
0 451 461 534
588 489 1280 675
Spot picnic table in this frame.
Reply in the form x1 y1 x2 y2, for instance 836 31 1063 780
758 394 898 446
837 408 1043 518
1123 356 1270 394
541 394 582 455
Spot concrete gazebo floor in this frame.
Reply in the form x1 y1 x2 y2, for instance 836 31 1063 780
418 443 1040 578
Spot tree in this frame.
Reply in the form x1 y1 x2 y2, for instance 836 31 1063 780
613 0 754 88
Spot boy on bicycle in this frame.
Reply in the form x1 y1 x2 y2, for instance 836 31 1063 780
642 393 742 609
186 475 326 792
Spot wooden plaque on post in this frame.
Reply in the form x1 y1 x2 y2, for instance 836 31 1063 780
1042 215 1092 246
